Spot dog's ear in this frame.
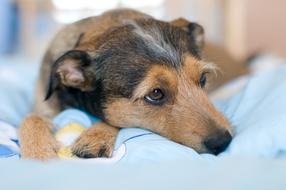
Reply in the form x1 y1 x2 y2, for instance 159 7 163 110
45 50 95 100
170 18 204 49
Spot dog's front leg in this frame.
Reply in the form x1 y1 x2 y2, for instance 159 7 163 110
71 122 119 158
19 114 59 160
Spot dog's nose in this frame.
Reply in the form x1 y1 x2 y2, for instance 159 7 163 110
204 130 232 155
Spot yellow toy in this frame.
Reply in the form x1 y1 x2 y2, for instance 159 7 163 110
53 109 100 159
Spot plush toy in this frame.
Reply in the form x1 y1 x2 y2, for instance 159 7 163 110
53 109 100 159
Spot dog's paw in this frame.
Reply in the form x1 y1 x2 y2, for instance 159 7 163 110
71 124 117 158
20 114 59 160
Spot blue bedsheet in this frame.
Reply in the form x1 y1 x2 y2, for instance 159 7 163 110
0 56 286 189
1 59 286 160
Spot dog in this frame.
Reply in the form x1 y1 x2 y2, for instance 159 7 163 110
19 9 233 160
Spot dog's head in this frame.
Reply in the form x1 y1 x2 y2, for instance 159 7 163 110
46 18 233 155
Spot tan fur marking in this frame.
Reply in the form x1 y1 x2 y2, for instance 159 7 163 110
170 18 190 28
105 97 172 134
19 114 59 160
182 56 202 82
132 65 178 100
183 56 217 85
71 122 119 158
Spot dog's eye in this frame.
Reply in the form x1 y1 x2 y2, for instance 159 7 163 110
144 88 165 105
199 73 207 88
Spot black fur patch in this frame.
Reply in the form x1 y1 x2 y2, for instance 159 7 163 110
46 18 203 120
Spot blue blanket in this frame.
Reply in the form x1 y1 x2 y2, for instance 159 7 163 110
1 56 286 189
1 58 286 161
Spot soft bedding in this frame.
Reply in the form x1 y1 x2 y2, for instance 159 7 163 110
0 60 38 158
1 55 286 162
0 55 286 189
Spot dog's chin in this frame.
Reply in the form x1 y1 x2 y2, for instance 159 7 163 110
197 147 217 155
193 146 220 155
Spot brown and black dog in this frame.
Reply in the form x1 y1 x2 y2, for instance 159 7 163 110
19 9 233 160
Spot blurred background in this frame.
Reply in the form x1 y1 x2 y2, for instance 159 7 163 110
0 0 286 63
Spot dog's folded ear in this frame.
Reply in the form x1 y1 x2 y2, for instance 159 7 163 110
45 50 95 100
170 18 204 50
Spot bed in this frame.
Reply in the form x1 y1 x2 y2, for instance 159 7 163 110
0 54 286 189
